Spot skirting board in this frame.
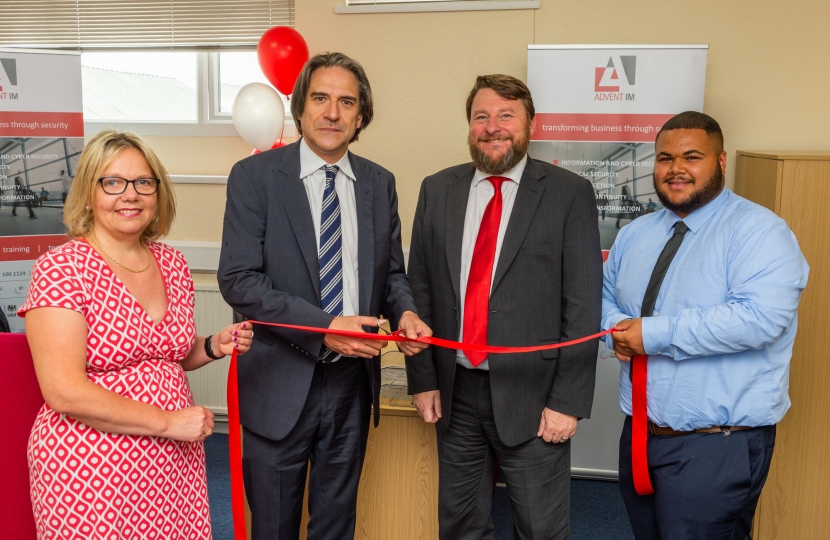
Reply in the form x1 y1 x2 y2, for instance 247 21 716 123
570 467 619 481
209 421 229 435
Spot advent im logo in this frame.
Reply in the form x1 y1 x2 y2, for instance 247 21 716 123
594 56 636 101
0 58 19 99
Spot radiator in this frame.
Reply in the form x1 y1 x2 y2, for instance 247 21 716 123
188 281 234 419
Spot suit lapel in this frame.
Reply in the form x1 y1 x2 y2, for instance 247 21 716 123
350 153 374 315
491 158 546 293
275 143 321 301
446 165 475 303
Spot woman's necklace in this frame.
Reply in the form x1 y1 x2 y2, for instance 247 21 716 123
89 238 153 273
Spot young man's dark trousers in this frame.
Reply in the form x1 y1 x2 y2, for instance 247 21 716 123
618 416 775 540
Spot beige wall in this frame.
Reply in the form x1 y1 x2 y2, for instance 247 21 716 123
144 136 253 241
159 0 830 244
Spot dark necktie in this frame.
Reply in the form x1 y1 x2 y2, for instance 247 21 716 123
463 176 508 367
318 165 343 363
641 221 689 318
631 220 689 496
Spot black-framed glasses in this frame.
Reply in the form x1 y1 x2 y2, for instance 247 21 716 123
98 176 159 195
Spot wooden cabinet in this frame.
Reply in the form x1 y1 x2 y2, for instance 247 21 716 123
735 151 830 540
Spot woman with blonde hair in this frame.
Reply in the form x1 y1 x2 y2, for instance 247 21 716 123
19 130 252 539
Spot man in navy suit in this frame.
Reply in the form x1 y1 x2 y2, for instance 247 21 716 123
218 52 431 540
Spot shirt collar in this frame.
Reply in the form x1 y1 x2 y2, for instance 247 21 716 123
299 138 356 181
661 187 730 234
472 154 528 187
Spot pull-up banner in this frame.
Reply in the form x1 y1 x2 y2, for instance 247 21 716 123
528 45 707 146
0 49 83 332
528 44 708 252
526 44 708 480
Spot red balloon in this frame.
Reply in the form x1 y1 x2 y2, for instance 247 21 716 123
257 27 310 96
250 140 288 156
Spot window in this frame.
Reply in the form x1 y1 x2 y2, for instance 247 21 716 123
82 51 294 137
216 52 279 115
2 1 297 137
82 52 199 122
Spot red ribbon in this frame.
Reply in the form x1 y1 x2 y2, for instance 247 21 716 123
247 320 614 354
226 322 616 540
227 349 246 540
631 354 655 495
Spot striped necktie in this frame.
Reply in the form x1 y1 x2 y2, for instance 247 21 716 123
319 164 343 363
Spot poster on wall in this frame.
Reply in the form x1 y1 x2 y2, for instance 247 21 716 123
0 49 84 333
527 44 708 477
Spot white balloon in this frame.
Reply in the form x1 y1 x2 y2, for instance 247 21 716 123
232 82 286 152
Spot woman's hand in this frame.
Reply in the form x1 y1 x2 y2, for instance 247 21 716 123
163 406 215 442
183 323 255 371
212 322 254 357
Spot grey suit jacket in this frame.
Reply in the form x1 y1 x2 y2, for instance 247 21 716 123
218 141 416 441
405 157 602 447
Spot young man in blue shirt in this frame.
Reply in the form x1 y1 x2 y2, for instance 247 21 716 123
603 111 809 539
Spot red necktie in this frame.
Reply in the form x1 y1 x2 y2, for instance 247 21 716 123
631 220 689 496
463 176 507 367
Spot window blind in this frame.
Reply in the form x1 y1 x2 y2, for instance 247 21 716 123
0 0 294 50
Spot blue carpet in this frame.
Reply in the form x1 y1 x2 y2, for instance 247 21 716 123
569 478 634 540
205 434 634 540
492 470 634 540
204 434 233 540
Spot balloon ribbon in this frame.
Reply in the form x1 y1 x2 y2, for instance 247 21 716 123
227 322 616 540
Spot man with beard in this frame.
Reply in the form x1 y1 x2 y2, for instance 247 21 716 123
406 74 602 539
603 111 808 539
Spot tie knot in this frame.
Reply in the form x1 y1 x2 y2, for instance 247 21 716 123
322 164 339 181
673 221 689 235
486 176 508 191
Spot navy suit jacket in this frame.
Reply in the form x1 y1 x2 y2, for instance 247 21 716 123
218 141 416 441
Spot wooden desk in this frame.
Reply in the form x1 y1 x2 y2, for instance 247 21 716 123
352 371 440 540
245 352 440 540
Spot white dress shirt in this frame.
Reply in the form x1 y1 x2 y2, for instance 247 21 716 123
300 139 360 360
457 154 528 370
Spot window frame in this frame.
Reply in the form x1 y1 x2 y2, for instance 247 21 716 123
207 52 293 122
83 51 296 138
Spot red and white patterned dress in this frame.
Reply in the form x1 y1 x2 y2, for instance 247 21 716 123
19 239 212 540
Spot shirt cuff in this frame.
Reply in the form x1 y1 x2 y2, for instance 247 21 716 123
642 316 673 357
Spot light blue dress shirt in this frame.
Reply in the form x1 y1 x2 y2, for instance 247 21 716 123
602 189 809 430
